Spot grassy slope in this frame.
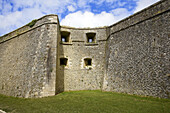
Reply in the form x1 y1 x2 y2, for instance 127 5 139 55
0 90 169 113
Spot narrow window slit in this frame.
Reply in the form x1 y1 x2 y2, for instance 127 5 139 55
86 33 96 43
84 58 92 66
60 58 68 66
61 31 70 43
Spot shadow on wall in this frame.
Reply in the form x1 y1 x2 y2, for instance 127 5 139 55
55 29 65 94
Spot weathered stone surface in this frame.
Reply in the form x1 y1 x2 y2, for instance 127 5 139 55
57 27 107 92
0 15 58 98
0 0 169 98
103 0 170 98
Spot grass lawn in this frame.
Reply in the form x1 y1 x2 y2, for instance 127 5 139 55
0 90 169 113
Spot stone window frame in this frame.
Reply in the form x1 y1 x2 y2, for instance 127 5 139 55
86 32 96 43
60 57 68 66
60 31 71 44
84 58 92 69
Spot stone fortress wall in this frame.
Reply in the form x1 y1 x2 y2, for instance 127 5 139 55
0 15 59 98
57 27 107 93
103 0 170 98
0 0 169 98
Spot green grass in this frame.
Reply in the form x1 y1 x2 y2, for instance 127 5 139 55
0 90 169 113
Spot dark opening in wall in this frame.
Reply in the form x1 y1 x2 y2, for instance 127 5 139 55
84 58 92 66
61 31 70 42
86 33 96 43
60 58 68 66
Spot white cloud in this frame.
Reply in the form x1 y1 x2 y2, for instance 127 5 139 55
0 12 21 28
77 0 87 7
61 10 131 28
118 1 126 6
0 11 22 35
61 11 115 28
134 0 160 13
0 7 44 36
60 6 132 28
106 0 118 3
0 0 161 36
2 3 13 15
0 0 2 10
67 5 76 12
111 8 131 21
76 0 92 11
0 0 76 36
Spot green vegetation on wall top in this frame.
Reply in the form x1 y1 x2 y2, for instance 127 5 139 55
27 19 38 28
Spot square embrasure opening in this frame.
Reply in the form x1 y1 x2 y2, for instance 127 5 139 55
86 33 96 43
84 58 92 66
61 31 70 43
60 58 68 66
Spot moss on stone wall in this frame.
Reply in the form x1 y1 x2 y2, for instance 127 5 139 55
27 19 37 28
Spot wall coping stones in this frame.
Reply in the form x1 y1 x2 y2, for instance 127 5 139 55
0 14 59 44
107 0 169 39
1 0 168 44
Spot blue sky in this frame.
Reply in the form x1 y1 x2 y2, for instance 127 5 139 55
0 0 160 36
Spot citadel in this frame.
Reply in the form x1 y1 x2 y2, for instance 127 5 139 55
0 0 169 98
